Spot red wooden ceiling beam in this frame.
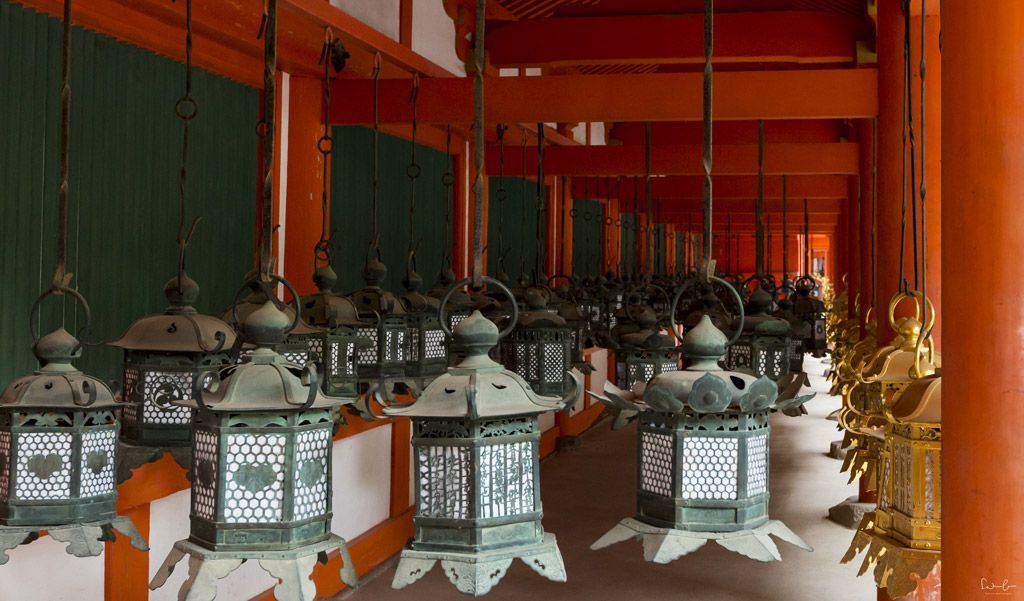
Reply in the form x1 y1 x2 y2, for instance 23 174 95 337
634 198 842 214
492 143 858 176
487 12 862 68
609 120 845 145
329 69 879 124
573 175 849 200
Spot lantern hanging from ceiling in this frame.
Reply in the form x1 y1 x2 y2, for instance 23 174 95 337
0 291 148 563
608 304 679 390
149 276 360 598
298 265 370 398
549 276 596 375
791 275 828 357
499 287 575 396
400 255 448 387
109 275 234 475
388 278 579 595
590 279 814 563
349 257 415 395
724 283 799 381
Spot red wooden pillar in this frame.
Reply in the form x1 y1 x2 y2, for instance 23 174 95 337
943 1 1024 598
846 172 861 316
453 144 474 279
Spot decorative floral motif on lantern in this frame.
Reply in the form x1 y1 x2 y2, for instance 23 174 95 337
589 277 814 564
500 287 576 397
149 276 359 599
0 292 147 564
109 273 235 474
387 279 579 595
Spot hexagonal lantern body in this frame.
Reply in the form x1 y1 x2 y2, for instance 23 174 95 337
617 310 680 389
556 296 596 375
349 269 414 383
724 287 797 380
299 275 370 398
792 280 827 357
386 310 575 594
590 314 814 562
110 275 236 448
0 330 118 527
400 271 448 384
178 341 349 552
500 289 574 397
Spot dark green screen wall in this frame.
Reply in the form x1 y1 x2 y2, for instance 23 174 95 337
329 125 449 294
487 175 539 282
0 0 257 385
572 198 603 278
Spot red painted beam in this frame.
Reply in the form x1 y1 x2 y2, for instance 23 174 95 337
576 175 849 201
488 12 862 68
329 69 879 124
609 120 845 145
647 198 842 214
491 143 858 176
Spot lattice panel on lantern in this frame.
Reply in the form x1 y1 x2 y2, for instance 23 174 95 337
924 448 939 520
356 327 379 364
425 329 445 360
661 361 679 373
745 433 769 496
192 430 219 520
877 443 892 511
15 432 72 499
893 439 913 516
542 343 565 383
385 329 408 362
121 404 138 429
123 366 139 400
728 344 751 369
407 329 420 362
293 428 331 521
282 350 310 364
224 433 286 523
79 428 116 498
328 341 356 377
479 441 535 519
679 436 738 500
510 343 539 380
306 338 324 359
449 311 471 330
141 370 195 425
639 431 674 497
418 445 471 519
0 431 10 501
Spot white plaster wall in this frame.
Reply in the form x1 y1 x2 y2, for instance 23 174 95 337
331 0 400 41
331 425 392 541
0 533 104 600
412 0 465 76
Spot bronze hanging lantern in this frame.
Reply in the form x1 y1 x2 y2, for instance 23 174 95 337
500 287 576 396
389 283 578 594
724 283 798 380
0 0 146 563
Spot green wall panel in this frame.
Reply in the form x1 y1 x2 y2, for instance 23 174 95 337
572 198 603 279
329 125 449 295
487 175 540 282
0 0 257 386
619 213 637 276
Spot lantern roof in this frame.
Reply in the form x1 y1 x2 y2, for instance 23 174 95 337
223 288 321 336
890 373 941 424
385 310 575 419
1 328 116 410
300 269 367 328
177 302 353 413
110 272 236 352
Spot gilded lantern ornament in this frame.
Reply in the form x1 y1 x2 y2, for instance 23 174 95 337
590 298 814 563
109 273 235 474
843 373 941 597
0 291 147 564
387 280 579 595
724 284 798 380
149 277 359 599
500 287 575 397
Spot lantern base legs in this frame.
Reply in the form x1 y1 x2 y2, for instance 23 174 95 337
828 495 874 529
828 439 849 460
841 513 940 598
591 517 812 564
0 515 147 565
117 442 192 484
149 535 358 601
391 532 566 596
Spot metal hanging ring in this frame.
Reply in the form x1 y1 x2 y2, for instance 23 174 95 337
442 172 455 186
438 276 518 340
406 163 421 179
496 188 508 202
230 273 303 337
668 275 745 346
605 217 613 226
317 135 333 154
29 285 93 345
175 96 198 121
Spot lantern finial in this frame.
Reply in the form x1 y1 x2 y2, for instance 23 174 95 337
242 300 292 346
312 263 337 292
682 314 727 370
32 328 81 370
163 271 200 313
452 310 500 365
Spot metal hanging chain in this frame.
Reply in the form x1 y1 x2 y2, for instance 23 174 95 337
173 0 200 293
369 53 382 263
315 27 347 271
803 197 810 273
919 0 930 336
897 0 910 292
442 125 454 272
782 174 788 280
406 74 421 256
905 0 919 290
258 0 278 278
701 0 714 264
535 123 545 281
520 128 529 280
470 0 485 286
644 121 653 276
755 119 765 276
51 0 73 291
871 118 878 309
496 124 508 267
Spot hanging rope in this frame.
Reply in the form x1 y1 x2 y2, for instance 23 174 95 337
918 0 930 337
755 119 764 276
535 124 546 281
172 0 201 294
258 0 278 279
406 74 421 258
905 0 919 290
470 0 485 287
519 128 529 280
871 118 878 310
495 124 508 269
367 53 382 267
701 0 714 264
52 0 73 291
314 27 346 273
